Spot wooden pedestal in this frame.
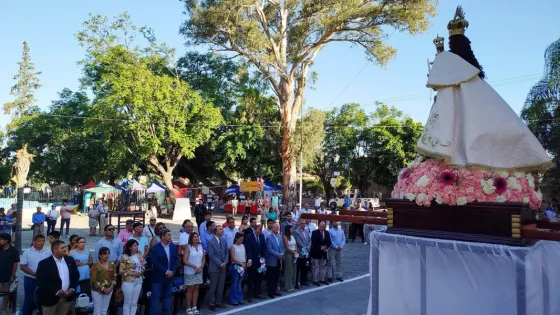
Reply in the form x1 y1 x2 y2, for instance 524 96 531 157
384 199 534 246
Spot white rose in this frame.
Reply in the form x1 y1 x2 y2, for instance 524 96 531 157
456 197 468 206
507 177 521 191
481 179 496 195
417 193 426 202
435 195 443 204
496 195 506 203
416 175 430 188
406 193 416 201
522 197 529 204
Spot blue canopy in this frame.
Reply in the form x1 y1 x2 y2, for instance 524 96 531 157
263 181 282 191
225 184 239 194
147 179 166 193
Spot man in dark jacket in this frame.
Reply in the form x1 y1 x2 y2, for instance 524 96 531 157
245 224 267 301
194 199 208 232
36 240 79 315
310 221 331 286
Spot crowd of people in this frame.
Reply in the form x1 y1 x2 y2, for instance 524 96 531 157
0 197 389 315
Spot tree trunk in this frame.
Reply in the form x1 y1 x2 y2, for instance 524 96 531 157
161 172 179 203
280 107 296 208
15 187 23 253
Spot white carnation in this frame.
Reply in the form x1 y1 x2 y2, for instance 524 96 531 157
466 187 474 193
507 177 522 191
481 179 496 195
417 193 427 202
406 193 416 201
526 174 535 188
456 197 468 206
496 195 507 203
416 175 430 188
522 197 529 204
435 195 443 204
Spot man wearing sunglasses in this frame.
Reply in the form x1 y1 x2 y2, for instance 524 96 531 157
94 225 123 264
143 216 158 238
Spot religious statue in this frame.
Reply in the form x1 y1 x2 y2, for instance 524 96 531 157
11 144 35 188
392 6 552 210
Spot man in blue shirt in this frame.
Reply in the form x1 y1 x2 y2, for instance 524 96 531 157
32 206 46 241
129 222 149 258
327 221 345 282
94 224 123 263
201 221 216 251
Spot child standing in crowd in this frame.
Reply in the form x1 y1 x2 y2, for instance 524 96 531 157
229 232 246 306
89 205 100 236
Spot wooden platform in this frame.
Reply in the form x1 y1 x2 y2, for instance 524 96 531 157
385 199 560 246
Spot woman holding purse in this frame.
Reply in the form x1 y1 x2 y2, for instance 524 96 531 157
120 239 145 315
183 232 205 315
90 247 116 315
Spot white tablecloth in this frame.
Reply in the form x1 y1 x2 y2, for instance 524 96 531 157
368 232 560 315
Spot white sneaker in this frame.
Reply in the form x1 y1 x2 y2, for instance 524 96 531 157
363 242 368 245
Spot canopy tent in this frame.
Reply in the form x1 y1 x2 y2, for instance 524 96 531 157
147 180 166 193
84 184 120 194
225 184 240 194
131 181 146 191
263 181 282 191
81 181 96 189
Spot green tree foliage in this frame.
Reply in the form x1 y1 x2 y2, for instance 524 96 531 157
311 103 422 196
181 0 438 204
7 89 135 184
292 107 326 168
3 41 42 128
176 52 282 187
77 13 222 191
522 37 560 199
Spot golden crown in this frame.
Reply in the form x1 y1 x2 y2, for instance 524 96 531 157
447 6 469 36
433 35 444 53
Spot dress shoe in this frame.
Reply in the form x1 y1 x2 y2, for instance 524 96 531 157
268 294 275 299
321 280 330 285
302 283 310 286
313 281 321 286
216 304 227 309
295 285 300 289
231 303 239 306
254 295 264 299
327 278 333 283
239 301 245 305
247 298 253 303
274 292 282 296
337 277 344 282
209 305 216 312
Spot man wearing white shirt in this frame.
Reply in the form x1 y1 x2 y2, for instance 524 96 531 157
21 234 52 315
223 217 238 249
36 240 79 315
143 216 158 238
178 220 194 252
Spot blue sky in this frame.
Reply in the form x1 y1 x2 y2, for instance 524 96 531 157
0 0 558 128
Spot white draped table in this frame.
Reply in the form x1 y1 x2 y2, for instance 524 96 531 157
368 231 560 315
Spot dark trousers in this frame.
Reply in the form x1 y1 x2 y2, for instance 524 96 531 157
203 254 209 283
296 257 309 286
350 223 364 241
246 265 262 298
46 218 57 235
21 276 37 315
266 266 279 295
60 218 70 236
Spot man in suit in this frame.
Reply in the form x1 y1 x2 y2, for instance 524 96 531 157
293 219 311 288
245 224 267 302
149 228 178 315
265 222 284 298
310 221 331 286
36 240 79 315
207 225 228 311
243 217 258 237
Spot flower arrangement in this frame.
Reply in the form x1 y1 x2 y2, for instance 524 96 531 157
392 157 543 209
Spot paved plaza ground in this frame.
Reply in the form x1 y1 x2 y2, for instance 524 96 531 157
12 212 371 314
